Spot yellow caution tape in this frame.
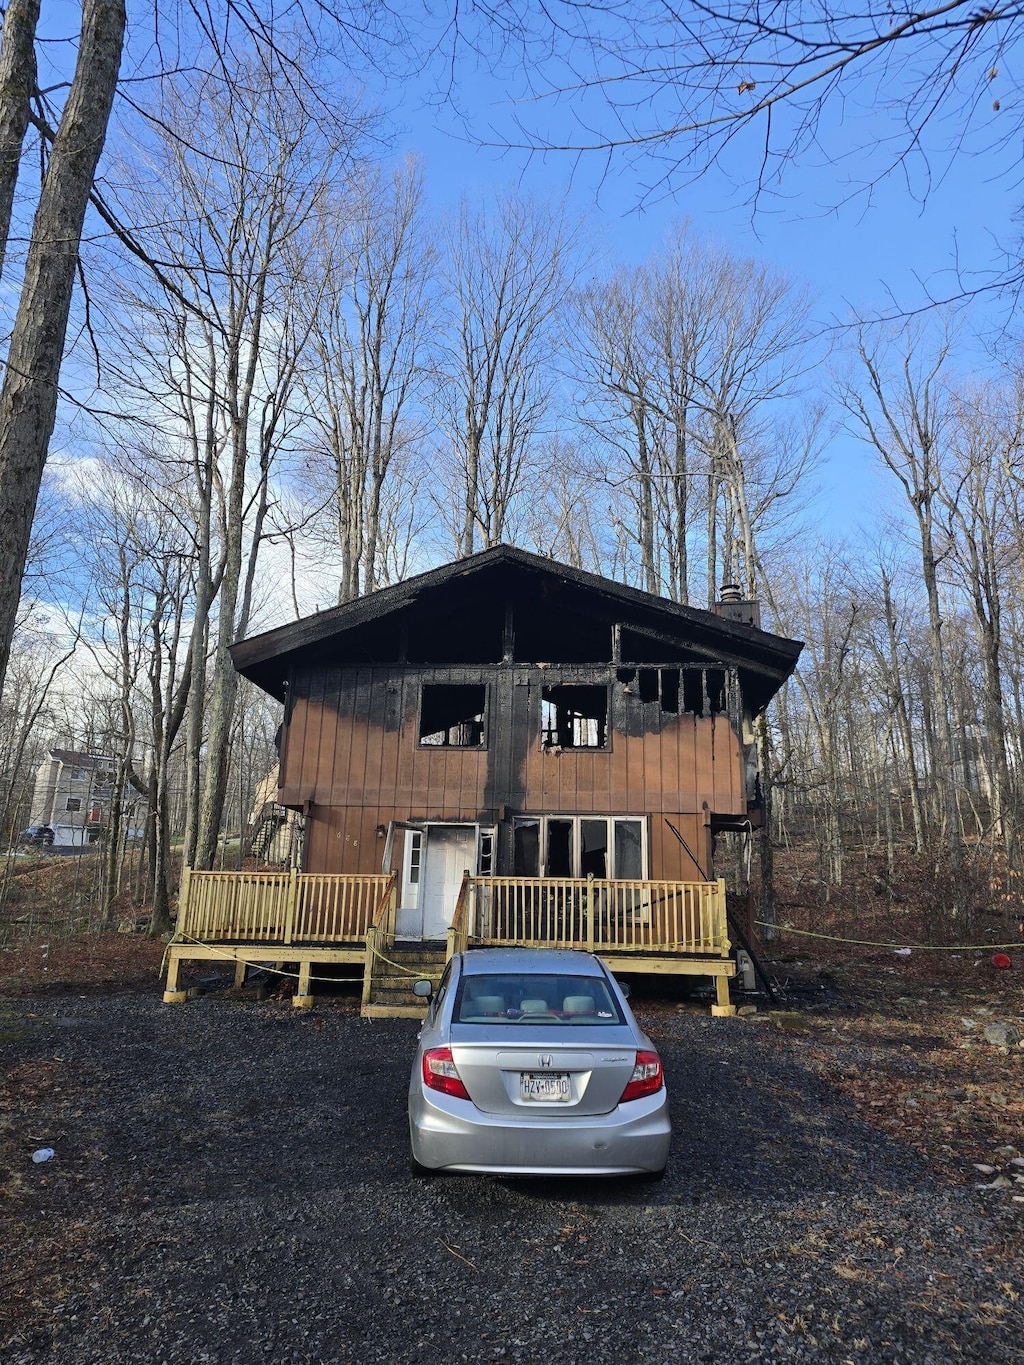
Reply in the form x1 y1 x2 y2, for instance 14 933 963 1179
366 938 444 979
165 932 363 984
754 921 1023 952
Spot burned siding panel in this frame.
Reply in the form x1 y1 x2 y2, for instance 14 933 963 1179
282 659 745 879
279 669 328 806
363 667 390 808
377 680 402 803
340 669 371 805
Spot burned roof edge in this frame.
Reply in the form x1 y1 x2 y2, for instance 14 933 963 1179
230 545 803 687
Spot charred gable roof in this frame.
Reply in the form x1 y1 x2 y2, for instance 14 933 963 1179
230 545 802 712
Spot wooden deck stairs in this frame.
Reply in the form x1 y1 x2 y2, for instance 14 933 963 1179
360 942 446 1019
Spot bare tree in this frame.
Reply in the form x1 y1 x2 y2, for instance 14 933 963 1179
839 323 968 912
518 436 610 573
939 377 1024 856
575 226 812 604
0 0 124 705
435 194 578 556
108 65 357 870
300 158 435 602
0 0 37 284
464 2 1022 222
69 449 200 930
0 0 426 713
574 266 663 593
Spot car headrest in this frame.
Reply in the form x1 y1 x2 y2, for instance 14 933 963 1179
562 995 595 1015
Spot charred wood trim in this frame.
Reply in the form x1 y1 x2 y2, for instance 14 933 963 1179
229 546 802 687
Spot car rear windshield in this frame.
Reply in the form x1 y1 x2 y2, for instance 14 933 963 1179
453 974 625 1025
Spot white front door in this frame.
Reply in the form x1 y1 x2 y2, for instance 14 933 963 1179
419 825 476 939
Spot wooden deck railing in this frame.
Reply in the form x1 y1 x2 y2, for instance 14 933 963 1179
361 872 400 1010
465 875 730 956
178 868 394 946
446 871 473 960
175 868 728 959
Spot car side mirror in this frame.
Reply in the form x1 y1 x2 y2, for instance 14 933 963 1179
618 981 631 998
412 979 433 999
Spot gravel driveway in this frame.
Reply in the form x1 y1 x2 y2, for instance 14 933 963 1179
2 991 1021 1363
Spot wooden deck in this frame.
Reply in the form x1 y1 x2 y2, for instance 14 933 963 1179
163 870 737 1014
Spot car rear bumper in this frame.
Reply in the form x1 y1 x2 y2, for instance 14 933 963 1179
409 1085 671 1175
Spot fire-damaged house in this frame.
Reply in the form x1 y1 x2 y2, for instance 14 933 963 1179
164 546 802 1015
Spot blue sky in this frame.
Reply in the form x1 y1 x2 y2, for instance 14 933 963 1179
31 7 1021 555
371 34 1020 535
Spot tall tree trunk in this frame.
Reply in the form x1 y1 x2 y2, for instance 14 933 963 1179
0 0 124 704
756 713 777 939
880 572 926 853
0 0 38 283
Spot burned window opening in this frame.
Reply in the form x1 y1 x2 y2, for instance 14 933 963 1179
540 685 608 749
521 815 647 879
623 665 679 713
419 684 486 747
682 670 704 715
546 818 573 875
659 668 679 714
513 818 540 876
707 669 726 715
676 667 730 716
638 669 659 704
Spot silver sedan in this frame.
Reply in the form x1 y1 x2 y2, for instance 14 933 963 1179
408 947 671 1177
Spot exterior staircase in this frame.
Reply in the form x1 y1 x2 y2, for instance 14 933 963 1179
360 941 448 1019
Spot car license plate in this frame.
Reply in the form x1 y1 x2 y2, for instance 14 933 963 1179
520 1072 571 1102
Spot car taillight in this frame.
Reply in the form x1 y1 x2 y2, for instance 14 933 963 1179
421 1046 470 1100
619 1050 663 1102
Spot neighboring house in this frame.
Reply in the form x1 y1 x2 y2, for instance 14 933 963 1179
232 546 801 920
28 749 116 849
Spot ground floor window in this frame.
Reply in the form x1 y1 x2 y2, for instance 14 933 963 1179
513 816 646 879
402 829 423 908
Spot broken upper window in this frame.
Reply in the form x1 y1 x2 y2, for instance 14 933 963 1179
540 685 608 749
419 684 486 747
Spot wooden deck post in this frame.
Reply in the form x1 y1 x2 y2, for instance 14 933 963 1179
717 878 730 953
283 867 298 946
162 949 187 1004
233 958 247 990
293 958 313 1008
361 928 376 1012
386 874 398 949
177 866 192 937
585 873 595 953
711 972 736 1017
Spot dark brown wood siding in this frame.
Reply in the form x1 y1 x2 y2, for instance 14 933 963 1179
280 664 743 877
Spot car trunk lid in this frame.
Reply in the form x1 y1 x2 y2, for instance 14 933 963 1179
450 1032 639 1116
